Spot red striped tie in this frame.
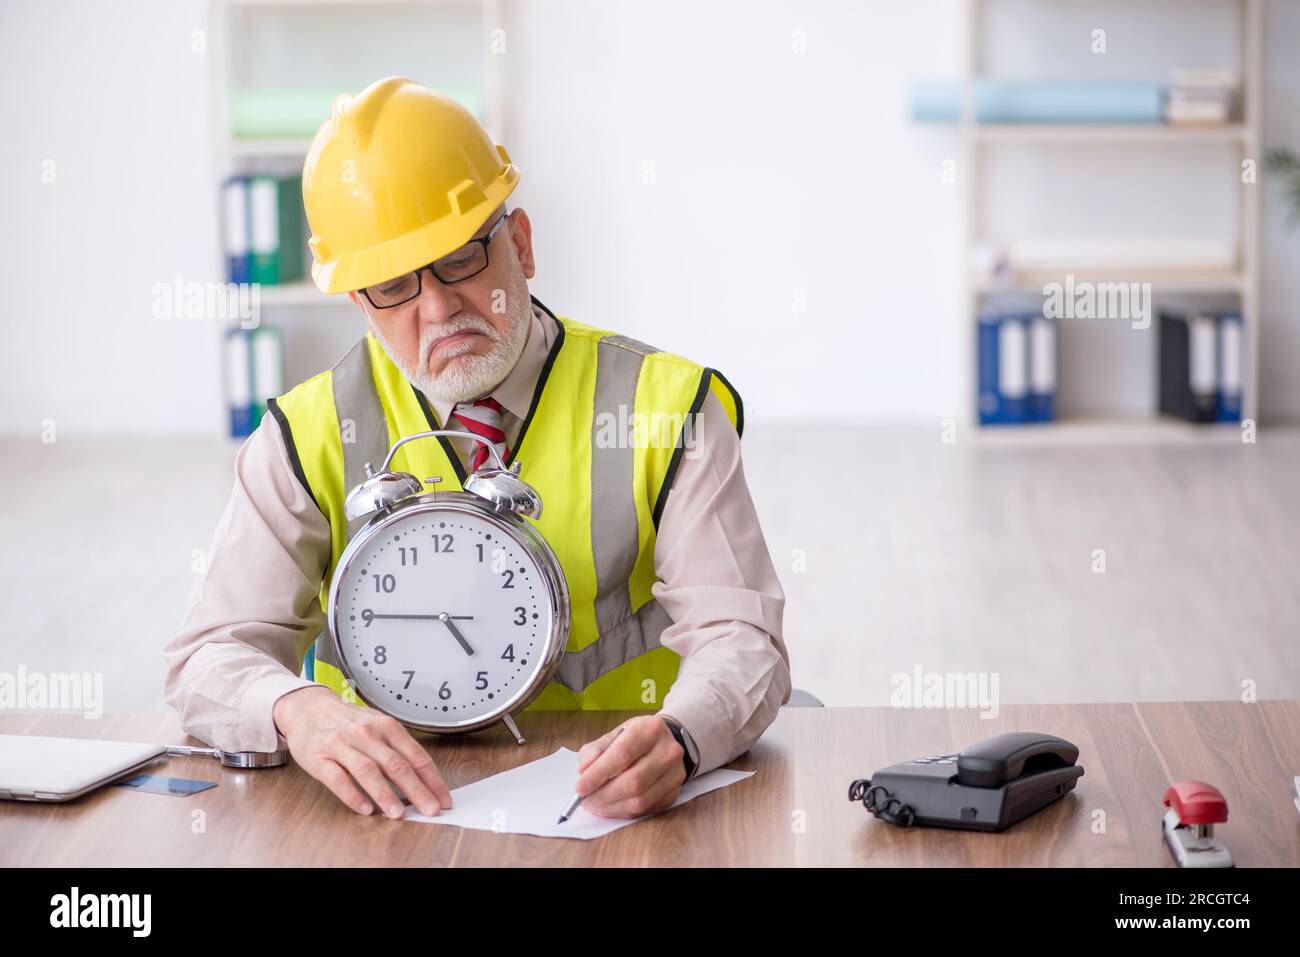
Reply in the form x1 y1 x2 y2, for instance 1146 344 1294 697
450 396 511 472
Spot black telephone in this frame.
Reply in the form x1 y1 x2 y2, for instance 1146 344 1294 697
849 731 1084 832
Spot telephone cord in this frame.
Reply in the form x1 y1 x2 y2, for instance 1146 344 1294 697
848 778 916 828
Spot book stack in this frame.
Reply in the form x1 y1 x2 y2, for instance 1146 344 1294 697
221 175 306 285
230 87 484 140
978 309 1058 425
910 79 1164 125
1158 309 1242 423
1164 69 1236 127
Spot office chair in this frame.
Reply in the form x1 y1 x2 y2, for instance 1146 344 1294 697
784 688 824 708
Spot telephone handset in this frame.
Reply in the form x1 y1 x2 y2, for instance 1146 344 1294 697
849 731 1084 832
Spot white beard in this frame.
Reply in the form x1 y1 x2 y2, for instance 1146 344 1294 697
370 268 532 404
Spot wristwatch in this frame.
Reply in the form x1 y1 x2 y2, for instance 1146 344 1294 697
659 715 698 780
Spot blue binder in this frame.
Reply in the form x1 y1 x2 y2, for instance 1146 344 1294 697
1216 312 1242 422
1027 315 1058 423
224 327 255 438
222 177 251 284
978 311 1029 424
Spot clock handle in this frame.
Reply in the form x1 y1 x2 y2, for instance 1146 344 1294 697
377 429 507 474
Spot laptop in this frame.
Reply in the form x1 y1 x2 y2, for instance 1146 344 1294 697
0 734 167 802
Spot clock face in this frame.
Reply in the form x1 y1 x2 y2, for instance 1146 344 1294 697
333 506 557 728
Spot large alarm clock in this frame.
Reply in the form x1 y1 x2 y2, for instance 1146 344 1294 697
326 430 569 744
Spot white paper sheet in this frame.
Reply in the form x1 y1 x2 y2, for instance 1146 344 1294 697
403 746 754 839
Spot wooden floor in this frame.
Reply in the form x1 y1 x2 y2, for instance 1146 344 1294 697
1 423 1297 713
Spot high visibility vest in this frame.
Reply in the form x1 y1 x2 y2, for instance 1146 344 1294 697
268 296 743 711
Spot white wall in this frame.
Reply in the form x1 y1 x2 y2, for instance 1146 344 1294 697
505 0 965 423
0 0 221 434
1 0 1296 434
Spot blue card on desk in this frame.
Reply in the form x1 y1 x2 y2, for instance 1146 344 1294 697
114 774 217 797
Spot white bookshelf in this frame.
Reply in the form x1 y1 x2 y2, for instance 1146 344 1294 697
971 122 1250 145
973 268 1247 295
249 279 329 306
957 0 1262 441
223 137 316 158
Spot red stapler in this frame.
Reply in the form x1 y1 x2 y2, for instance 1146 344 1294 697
1162 780 1232 868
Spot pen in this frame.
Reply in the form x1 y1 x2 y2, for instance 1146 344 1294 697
557 726 626 824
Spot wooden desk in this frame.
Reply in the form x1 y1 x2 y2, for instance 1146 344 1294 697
3 701 1298 866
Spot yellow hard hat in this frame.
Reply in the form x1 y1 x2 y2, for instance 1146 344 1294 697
302 76 519 294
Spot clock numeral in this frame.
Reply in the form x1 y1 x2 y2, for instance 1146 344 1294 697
514 606 528 626
476 671 489 691
432 533 454 553
501 644 515 662
361 609 374 628
373 645 387 665
501 569 515 589
475 543 484 563
438 681 452 701
398 546 418 566
402 670 415 690
373 573 396 593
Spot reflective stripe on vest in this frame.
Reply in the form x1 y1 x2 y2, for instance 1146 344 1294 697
269 297 742 711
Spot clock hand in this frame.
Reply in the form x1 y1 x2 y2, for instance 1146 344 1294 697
364 613 475 621
438 612 476 656
366 613 444 621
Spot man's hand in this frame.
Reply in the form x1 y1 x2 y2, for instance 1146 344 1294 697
272 685 453 819
575 715 687 819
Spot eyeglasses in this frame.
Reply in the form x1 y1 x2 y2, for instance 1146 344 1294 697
360 212 511 309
